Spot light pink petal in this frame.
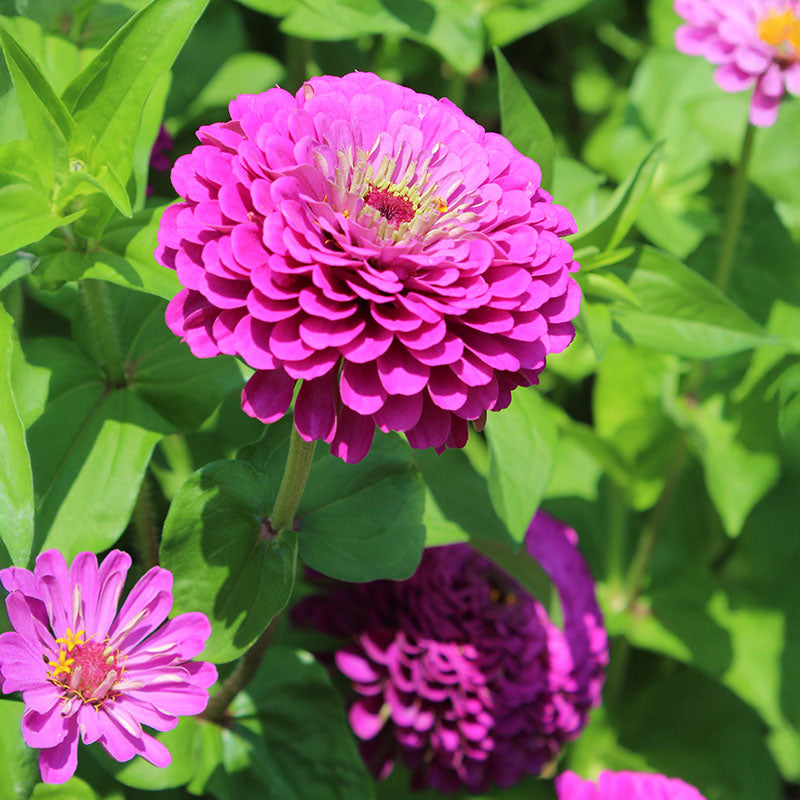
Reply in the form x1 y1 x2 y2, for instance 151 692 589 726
92 550 132 638
349 697 385 740
108 567 173 652
126 680 212 717
22 706 70 749
127 612 212 663
77 704 103 744
39 724 79 784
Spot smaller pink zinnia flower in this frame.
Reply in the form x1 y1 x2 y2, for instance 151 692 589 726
555 770 708 799
674 0 800 126
0 550 217 784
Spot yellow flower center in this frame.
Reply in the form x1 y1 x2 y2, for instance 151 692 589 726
758 8 800 54
47 649 75 678
55 627 85 652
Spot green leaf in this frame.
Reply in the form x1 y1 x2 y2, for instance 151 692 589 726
569 141 664 253
495 47 555 191
21 338 173 557
160 459 297 663
611 246 772 358
30 777 101 800
576 299 613 360
671 393 780 537
0 21 75 184
0 181 84 256
0 303 33 568
485 388 558 542
240 418 426 582
0 700 38 800
484 0 594 47
62 0 211 185
593 340 680 509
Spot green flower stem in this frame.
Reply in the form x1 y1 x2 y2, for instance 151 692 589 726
202 618 279 723
623 442 686 613
269 424 316 536
132 477 159 569
80 279 125 387
714 122 756 293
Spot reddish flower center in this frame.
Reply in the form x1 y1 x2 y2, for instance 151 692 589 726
364 186 417 224
47 629 122 703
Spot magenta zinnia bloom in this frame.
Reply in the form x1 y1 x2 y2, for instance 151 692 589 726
293 511 607 793
150 125 174 173
155 72 581 463
0 550 217 784
555 770 708 799
674 0 800 126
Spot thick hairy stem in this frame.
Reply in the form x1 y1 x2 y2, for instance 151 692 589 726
269 425 316 536
80 279 125 387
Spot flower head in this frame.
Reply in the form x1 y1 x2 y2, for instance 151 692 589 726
155 72 581 463
293 511 607 793
674 0 800 126
150 125 174 173
555 770 708 799
0 550 217 784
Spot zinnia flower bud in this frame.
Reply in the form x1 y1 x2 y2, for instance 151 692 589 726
555 769 708 799
0 550 217 784
674 0 800 126
293 511 608 793
155 72 581 463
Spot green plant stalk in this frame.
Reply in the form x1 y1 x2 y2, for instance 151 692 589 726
132 476 158 569
270 424 316 536
80 279 125 386
714 123 756 293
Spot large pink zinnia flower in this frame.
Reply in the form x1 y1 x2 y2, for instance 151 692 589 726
155 71 581 463
0 550 217 784
674 0 800 126
555 770 708 799
293 511 608 793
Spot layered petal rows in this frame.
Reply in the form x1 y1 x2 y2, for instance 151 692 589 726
0 550 216 784
675 0 800 126
155 71 581 462
293 512 608 793
555 770 708 799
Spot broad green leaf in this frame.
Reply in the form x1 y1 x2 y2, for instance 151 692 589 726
131 70 170 210
160 459 297 663
109 648 374 798
0 181 84 256
611 246 772 358
0 252 37 292
776 362 800 435
576 299 612 360
30 777 101 800
240 417 426 582
36 206 182 299
484 0 594 47
0 699 37 800
569 141 664 253
232 0 295 14
495 47 555 191
593 340 680 509
485 388 558 543
62 0 211 185
0 303 33 568
551 155 604 232
578 271 641 307
0 21 74 184
671 393 780 537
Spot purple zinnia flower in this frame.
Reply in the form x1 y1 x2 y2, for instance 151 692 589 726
293 511 608 793
555 770 708 799
674 0 800 126
0 550 217 784
155 71 581 463
150 125 175 173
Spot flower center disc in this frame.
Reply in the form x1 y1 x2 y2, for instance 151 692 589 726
364 186 417 224
48 633 121 702
758 8 800 54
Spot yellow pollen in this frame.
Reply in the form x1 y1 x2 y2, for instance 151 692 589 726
48 649 74 678
56 628 85 652
758 8 800 51
435 198 449 213
489 587 501 603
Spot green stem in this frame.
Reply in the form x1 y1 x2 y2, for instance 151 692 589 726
623 442 686 612
132 477 159 569
714 123 756 293
202 619 279 723
80 279 125 387
606 481 627 589
269 425 316 536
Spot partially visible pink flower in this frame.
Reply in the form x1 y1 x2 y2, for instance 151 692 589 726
674 0 800 126
0 550 217 784
555 770 708 799
155 71 581 464
293 511 608 793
